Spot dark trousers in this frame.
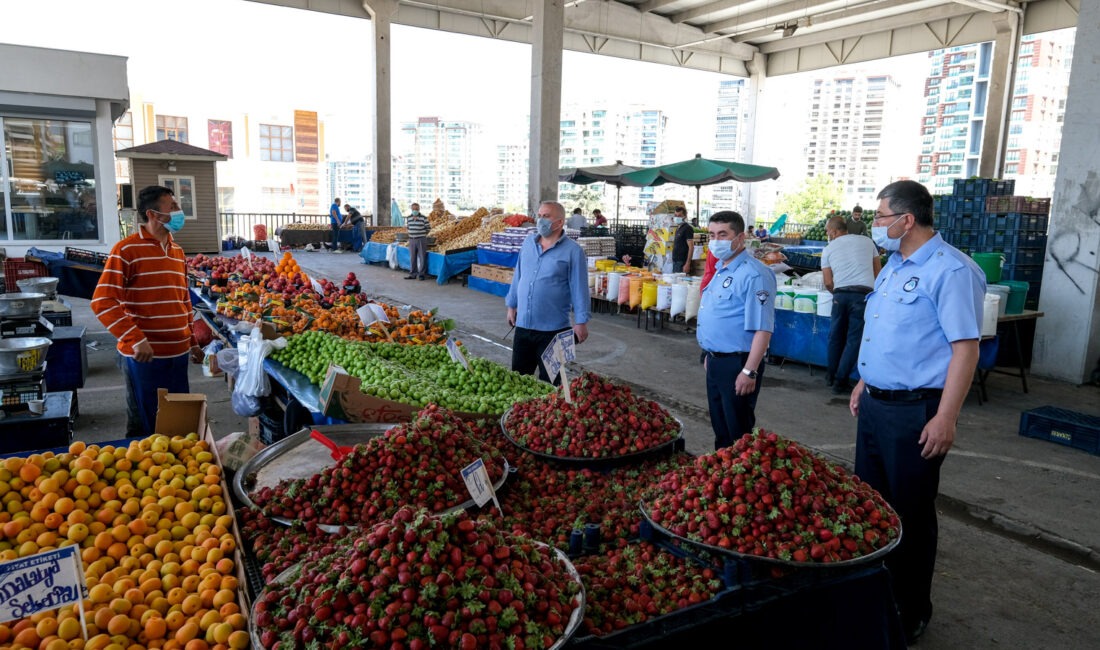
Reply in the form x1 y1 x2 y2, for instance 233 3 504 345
827 290 867 384
512 326 571 385
704 352 764 450
125 354 191 437
330 224 340 249
856 392 945 630
408 236 427 277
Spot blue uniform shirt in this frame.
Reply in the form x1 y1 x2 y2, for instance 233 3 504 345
697 251 776 353
505 233 590 331
329 203 341 228
858 233 986 390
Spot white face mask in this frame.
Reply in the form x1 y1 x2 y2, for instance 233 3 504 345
871 215 906 252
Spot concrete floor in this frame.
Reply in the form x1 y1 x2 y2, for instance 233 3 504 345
66 247 1100 649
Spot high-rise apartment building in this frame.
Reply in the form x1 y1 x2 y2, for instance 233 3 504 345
916 32 1071 199
327 157 373 217
806 72 908 207
709 79 745 212
495 142 528 210
396 117 483 210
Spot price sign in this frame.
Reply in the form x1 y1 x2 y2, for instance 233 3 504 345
0 545 87 625
539 330 576 403
356 303 390 327
446 337 470 371
461 458 501 515
240 247 252 261
310 278 324 295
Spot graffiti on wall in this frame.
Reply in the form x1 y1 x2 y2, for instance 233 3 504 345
1048 170 1100 294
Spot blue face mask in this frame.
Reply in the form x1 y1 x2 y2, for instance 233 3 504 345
537 217 555 238
709 239 734 260
871 215 905 252
152 209 186 233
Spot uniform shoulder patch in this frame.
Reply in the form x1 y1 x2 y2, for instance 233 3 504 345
903 277 919 292
722 276 733 288
756 290 770 304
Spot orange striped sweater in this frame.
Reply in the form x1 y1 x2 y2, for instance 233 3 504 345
92 225 195 358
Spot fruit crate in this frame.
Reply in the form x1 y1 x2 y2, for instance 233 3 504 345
1004 247 1045 267
64 247 109 266
1001 263 1044 285
984 196 1051 215
3 258 49 293
1019 406 1100 456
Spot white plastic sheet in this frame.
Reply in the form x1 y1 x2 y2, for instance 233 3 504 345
656 284 673 311
670 284 688 317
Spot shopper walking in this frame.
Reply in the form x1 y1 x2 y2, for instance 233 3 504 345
848 180 985 645
821 216 881 394
92 185 202 437
328 197 343 253
846 204 868 237
671 206 695 274
505 200 590 384
405 202 431 280
696 211 776 450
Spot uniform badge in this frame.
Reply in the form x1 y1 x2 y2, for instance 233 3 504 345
756 290 769 304
722 277 733 288
903 277 919 292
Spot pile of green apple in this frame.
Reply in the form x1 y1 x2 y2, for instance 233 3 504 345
271 330 554 414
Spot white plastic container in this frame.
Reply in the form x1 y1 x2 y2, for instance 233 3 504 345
606 272 622 300
816 290 834 317
981 293 1001 337
794 288 818 313
775 287 795 311
985 284 1009 317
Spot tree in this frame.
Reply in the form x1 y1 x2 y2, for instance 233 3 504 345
559 184 604 215
775 174 845 225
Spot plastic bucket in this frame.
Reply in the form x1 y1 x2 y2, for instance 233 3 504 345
996 280 1029 314
817 290 833 317
972 252 1005 284
985 284 1009 317
982 294 1000 337
794 288 818 313
776 287 795 311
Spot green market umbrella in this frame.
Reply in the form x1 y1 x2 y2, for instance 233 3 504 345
558 160 640 226
619 154 781 219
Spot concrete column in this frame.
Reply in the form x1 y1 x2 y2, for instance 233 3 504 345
1032 0 1100 384
528 0 564 214
364 0 396 226
742 53 766 221
979 11 1019 178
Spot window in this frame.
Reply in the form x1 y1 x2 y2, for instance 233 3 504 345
156 115 189 142
114 111 133 151
158 176 196 218
207 120 233 158
260 124 294 162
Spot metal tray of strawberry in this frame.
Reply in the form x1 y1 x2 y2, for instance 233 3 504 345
500 371 684 465
638 429 902 570
243 404 514 533
568 540 743 647
250 506 586 650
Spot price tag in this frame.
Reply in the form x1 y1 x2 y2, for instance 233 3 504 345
310 278 324 295
540 331 575 403
0 545 88 626
446 337 470 371
461 458 502 515
540 339 563 381
240 247 252 262
356 303 390 327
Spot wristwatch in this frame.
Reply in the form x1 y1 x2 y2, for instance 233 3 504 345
741 368 758 379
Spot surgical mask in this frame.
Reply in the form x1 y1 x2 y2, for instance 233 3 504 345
871 216 905 252
537 217 555 238
411 210 420 216
673 217 684 225
709 239 738 261
152 209 186 233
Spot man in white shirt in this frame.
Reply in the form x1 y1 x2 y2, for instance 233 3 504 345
567 208 587 231
821 216 881 393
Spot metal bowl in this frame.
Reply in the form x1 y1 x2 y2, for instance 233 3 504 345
0 337 51 375
0 293 47 319
16 277 59 300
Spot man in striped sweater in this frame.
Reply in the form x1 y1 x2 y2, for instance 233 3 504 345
92 185 202 437
405 202 431 280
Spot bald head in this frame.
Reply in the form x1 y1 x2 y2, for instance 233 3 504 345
826 216 848 239
539 201 565 221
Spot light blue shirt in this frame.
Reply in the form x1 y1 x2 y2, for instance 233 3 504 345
858 233 986 390
505 233 590 331
697 251 776 353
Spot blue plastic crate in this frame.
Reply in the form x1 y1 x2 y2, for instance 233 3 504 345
1004 248 1045 266
989 179 1015 196
1002 263 1043 284
955 213 984 230
1012 231 1047 249
1019 406 1100 456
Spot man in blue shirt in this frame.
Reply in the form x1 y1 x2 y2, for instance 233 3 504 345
696 211 776 450
328 197 343 253
848 180 985 645
505 201 590 384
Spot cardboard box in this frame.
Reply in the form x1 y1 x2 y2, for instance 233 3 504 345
651 199 686 215
154 389 209 437
318 365 489 423
471 264 514 285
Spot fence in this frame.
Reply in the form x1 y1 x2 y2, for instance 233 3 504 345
219 212 331 241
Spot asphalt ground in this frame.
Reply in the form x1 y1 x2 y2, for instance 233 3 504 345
64 247 1100 649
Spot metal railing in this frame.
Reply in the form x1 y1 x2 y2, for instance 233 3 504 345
219 212 330 240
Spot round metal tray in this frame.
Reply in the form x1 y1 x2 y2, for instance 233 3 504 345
639 501 901 569
234 422 512 533
499 406 684 465
251 542 585 650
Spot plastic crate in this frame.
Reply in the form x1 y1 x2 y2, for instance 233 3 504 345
0 377 44 406
63 247 109 266
3 258 49 293
1019 406 1100 456
1004 248 1045 267
45 327 87 391
989 179 1015 196
955 213 983 230
984 196 1051 215
1002 263 1044 285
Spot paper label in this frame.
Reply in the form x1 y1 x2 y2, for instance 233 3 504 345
356 303 390 327
0 545 86 624
461 458 501 514
311 278 324 295
240 247 252 261
446 337 470 371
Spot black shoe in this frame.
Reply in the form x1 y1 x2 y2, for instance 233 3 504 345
825 375 835 387
418 276 426 281
404 275 416 280
905 619 928 645
832 382 851 395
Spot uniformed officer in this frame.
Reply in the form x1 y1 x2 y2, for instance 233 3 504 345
848 180 985 645
697 211 776 450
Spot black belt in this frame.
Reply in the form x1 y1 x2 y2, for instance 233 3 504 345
834 286 873 294
707 350 746 358
865 385 942 402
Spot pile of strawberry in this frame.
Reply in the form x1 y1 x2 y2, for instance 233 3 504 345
251 405 506 527
252 506 583 649
505 372 681 459
644 430 901 564
572 542 726 637
237 506 355 584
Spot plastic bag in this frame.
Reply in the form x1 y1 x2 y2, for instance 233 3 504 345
202 340 224 377
235 325 287 398
387 243 399 269
670 284 688 317
215 431 266 472
231 390 262 417
656 284 673 311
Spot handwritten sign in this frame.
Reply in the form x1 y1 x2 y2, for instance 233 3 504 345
446 338 470 371
240 247 252 262
356 303 390 327
0 545 86 624
310 278 324 295
461 459 502 515
540 331 577 402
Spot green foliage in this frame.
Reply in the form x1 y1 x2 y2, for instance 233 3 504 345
560 185 605 215
775 175 845 225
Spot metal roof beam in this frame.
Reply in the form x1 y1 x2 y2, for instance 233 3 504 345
669 0 758 25
758 2 974 53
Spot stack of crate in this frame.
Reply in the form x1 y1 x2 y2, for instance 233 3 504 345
934 178 1049 309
